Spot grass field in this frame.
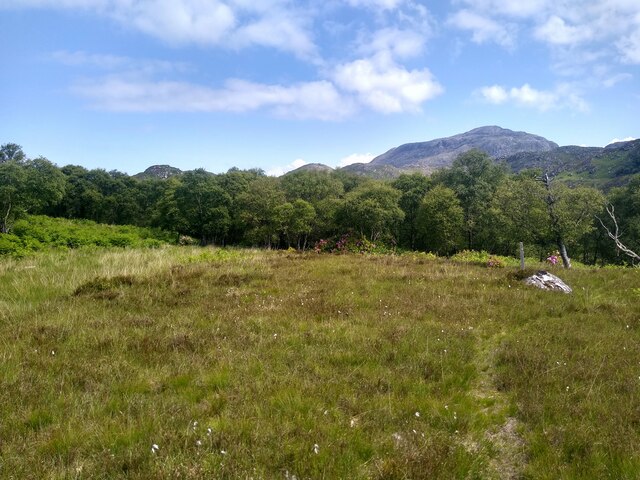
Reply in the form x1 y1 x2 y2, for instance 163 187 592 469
0 247 639 479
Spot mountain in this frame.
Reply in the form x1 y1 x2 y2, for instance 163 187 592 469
133 165 183 180
287 163 334 174
367 126 559 175
502 139 640 188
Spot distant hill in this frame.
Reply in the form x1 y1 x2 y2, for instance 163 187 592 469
501 139 640 188
367 126 558 175
287 163 334 174
340 162 402 179
131 127 639 187
134 165 182 180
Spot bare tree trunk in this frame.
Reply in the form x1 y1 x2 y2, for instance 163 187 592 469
542 174 571 268
558 241 571 269
2 200 12 234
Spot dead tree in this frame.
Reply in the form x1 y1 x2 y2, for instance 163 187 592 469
596 204 640 264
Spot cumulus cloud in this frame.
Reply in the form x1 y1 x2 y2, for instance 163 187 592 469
448 9 515 48
534 16 592 46
333 54 443 113
338 153 375 167
478 83 588 112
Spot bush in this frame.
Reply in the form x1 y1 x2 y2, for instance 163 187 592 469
0 234 29 257
313 233 395 255
1 215 175 257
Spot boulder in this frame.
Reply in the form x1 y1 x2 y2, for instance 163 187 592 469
523 270 572 293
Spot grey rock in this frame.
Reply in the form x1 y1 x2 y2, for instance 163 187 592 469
523 270 572 293
370 126 558 174
134 164 183 180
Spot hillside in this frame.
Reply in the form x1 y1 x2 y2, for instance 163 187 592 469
502 139 640 188
367 126 558 174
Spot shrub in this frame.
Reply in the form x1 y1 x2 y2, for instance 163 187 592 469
1 215 175 257
313 233 394 255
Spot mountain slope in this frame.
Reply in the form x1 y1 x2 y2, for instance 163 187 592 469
369 126 558 174
502 139 640 188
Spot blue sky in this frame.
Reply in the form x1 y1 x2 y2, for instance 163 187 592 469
1 0 638 176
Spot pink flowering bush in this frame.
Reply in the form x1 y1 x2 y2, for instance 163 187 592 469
313 233 392 254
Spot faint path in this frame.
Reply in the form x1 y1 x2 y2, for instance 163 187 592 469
466 330 527 480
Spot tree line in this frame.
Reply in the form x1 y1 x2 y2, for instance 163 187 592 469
2 142 639 265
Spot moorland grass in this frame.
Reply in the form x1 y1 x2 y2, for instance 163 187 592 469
0 247 638 479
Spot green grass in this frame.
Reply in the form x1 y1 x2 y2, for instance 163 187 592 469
0 247 639 478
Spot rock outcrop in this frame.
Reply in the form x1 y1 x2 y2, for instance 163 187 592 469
523 271 572 293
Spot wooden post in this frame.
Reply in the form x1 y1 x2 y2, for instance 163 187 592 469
519 242 525 270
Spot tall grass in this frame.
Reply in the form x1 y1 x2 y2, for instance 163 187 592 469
0 247 638 478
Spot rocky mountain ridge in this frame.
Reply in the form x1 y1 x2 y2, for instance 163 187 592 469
134 126 639 187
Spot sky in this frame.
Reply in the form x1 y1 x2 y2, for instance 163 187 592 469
1 0 639 176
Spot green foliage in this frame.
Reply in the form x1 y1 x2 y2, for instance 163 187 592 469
280 170 344 203
0 215 174 257
337 183 404 242
173 169 231 244
0 142 636 266
451 250 516 267
313 232 394 254
417 185 464 256
0 142 26 163
237 176 286 247
435 149 507 250
392 173 432 249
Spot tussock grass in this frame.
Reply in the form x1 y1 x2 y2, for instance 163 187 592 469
0 248 638 478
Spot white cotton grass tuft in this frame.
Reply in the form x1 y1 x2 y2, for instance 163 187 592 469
151 444 159 454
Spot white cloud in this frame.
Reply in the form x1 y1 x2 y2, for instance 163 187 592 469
478 83 588 112
617 29 640 64
229 10 317 59
480 85 509 104
359 28 427 59
607 137 637 145
344 0 405 10
120 0 236 46
333 54 443 113
448 9 515 48
267 158 307 177
73 76 355 120
534 16 592 46
1 0 316 58
51 50 189 74
602 73 633 88
452 0 640 69
458 0 549 18
338 153 374 167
